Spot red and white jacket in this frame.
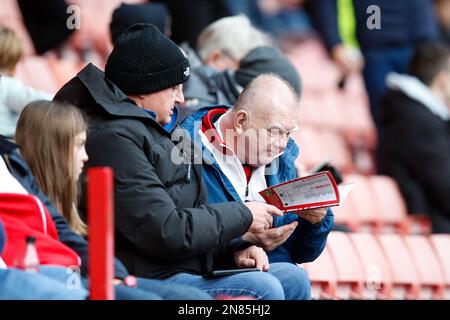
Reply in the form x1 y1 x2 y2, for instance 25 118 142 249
0 193 81 268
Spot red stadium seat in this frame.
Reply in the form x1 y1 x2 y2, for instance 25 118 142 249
342 174 380 232
293 126 353 174
14 57 59 94
47 57 85 88
330 198 360 232
320 130 354 173
376 234 420 299
326 232 366 299
406 214 432 235
292 125 324 171
430 235 450 299
403 235 445 299
301 247 337 300
369 176 408 233
349 233 393 299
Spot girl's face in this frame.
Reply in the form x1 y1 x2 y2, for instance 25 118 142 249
73 131 88 180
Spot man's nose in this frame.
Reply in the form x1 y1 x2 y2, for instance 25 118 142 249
176 87 185 104
278 134 289 151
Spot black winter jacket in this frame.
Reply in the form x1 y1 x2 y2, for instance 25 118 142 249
54 64 253 279
377 90 450 233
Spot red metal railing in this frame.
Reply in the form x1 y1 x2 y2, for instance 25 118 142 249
88 167 114 300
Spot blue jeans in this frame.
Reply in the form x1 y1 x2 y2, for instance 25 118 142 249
133 277 213 300
38 266 211 300
165 262 311 300
362 46 414 136
0 267 88 300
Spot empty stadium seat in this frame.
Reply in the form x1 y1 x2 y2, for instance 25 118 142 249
369 176 408 234
47 56 85 88
301 247 337 300
326 232 366 299
293 126 353 174
403 235 445 299
15 56 59 94
320 130 354 173
376 234 421 299
430 235 450 299
0 0 35 55
342 174 380 232
406 214 432 235
349 233 393 299
292 125 324 171
330 199 360 232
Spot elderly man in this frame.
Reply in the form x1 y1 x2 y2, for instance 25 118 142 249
53 23 306 300
182 74 334 300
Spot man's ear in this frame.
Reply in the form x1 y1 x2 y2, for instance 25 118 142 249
205 49 223 65
234 110 248 135
128 94 146 108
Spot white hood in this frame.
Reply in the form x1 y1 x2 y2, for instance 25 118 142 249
386 72 450 121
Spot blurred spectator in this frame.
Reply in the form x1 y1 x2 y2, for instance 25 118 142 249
0 26 52 138
17 0 74 55
225 0 313 42
180 16 302 121
54 24 298 299
180 45 302 123
434 0 450 44
110 3 171 43
196 15 270 72
154 0 231 46
377 43 450 233
308 0 438 135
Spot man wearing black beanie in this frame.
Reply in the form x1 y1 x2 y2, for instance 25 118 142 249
54 23 289 299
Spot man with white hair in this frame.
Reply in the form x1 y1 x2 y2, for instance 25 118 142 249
179 16 303 124
196 15 269 71
182 74 334 300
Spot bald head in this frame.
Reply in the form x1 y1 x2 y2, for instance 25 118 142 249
219 74 300 166
234 74 299 115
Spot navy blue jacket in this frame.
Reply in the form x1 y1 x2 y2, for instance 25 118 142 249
308 0 438 51
0 135 129 278
181 106 334 264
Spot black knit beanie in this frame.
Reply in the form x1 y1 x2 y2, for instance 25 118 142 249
234 46 302 97
105 23 190 95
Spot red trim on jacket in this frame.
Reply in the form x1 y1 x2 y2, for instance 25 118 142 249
201 108 253 183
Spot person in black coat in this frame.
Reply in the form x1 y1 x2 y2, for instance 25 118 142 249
0 135 215 299
54 23 308 299
377 43 450 233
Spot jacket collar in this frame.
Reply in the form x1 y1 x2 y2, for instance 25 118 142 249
181 105 300 172
0 135 18 155
386 72 450 121
76 64 176 134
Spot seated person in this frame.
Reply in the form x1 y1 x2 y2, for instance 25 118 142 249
54 23 308 300
181 74 334 299
1 217 87 300
0 26 52 138
377 43 450 233
0 131 212 300
180 15 300 121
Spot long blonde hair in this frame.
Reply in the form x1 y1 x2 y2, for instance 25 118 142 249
15 100 88 235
